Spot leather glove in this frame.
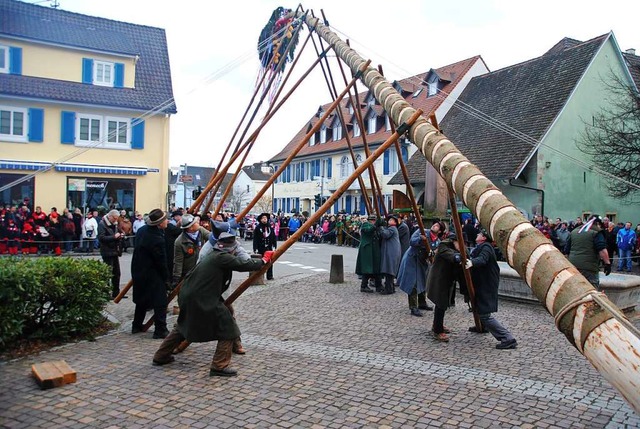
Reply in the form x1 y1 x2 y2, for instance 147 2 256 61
604 263 611 276
465 259 473 269
262 250 275 264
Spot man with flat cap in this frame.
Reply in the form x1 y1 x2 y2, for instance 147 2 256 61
131 208 170 339
172 214 210 288
152 232 274 376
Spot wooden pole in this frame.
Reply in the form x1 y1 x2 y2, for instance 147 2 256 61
301 12 640 413
113 279 132 303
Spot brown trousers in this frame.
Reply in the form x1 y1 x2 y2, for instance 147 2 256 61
153 325 239 370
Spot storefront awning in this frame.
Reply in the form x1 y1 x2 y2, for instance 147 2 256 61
0 160 52 171
54 164 148 176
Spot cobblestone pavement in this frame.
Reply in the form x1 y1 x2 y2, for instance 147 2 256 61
1 271 639 429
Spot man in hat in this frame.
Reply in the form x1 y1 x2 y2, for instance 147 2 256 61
98 209 126 299
566 215 611 289
131 209 171 339
172 214 210 287
465 230 517 349
253 213 277 280
426 232 462 342
355 215 382 293
378 214 401 295
164 210 183 276
152 232 274 376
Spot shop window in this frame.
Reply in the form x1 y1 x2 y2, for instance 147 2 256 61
0 173 35 206
66 176 135 213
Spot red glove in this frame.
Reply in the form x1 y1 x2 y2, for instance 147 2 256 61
262 250 275 264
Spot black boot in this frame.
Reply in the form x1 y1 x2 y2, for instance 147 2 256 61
360 278 374 293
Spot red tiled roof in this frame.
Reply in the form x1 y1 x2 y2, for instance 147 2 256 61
269 55 485 162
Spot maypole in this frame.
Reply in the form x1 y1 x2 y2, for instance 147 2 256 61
298 12 640 413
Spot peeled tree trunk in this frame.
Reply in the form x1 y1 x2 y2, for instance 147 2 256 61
299 12 640 413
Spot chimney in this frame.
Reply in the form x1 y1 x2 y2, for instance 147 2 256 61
626 48 636 55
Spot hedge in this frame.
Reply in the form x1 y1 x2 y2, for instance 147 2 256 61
0 257 112 348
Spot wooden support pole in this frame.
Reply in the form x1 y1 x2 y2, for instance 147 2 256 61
113 279 132 304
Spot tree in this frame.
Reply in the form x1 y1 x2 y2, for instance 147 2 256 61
577 72 640 201
228 189 250 213
254 194 273 214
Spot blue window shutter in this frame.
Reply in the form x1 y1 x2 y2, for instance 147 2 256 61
82 58 93 84
114 63 124 88
300 163 304 180
326 158 332 178
28 108 44 142
131 119 145 149
383 149 390 175
401 146 408 163
315 159 320 177
346 196 352 213
9 47 22 75
360 198 365 215
333 201 338 214
60 111 76 144
272 198 276 212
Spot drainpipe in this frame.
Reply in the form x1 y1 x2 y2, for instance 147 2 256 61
508 178 544 218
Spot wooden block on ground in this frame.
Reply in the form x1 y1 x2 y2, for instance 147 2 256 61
31 360 76 389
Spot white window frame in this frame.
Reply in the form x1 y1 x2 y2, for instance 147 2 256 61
428 76 438 96
0 45 9 74
333 121 342 141
367 114 377 134
388 149 400 174
353 122 360 138
320 126 327 144
76 113 131 149
93 60 115 87
385 114 391 131
309 133 315 146
339 155 351 178
0 105 27 142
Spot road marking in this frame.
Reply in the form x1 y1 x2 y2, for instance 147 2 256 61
277 261 292 264
311 268 328 272
289 263 304 267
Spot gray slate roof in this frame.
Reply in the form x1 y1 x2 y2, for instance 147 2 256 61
389 34 609 184
623 52 640 90
242 163 272 181
0 0 176 113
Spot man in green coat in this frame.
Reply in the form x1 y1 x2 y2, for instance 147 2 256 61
152 232 273 376
355 215 382 293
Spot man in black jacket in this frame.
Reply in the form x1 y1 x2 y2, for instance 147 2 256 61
98 209 125 299
131 209 170 339
253 213 277 280
466 230 517 349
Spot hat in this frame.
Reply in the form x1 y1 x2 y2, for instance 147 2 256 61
477 228 492 241
447 232 458 241
146 208 167 226
171 210 183 218
386 214 398 223
258 213 270 221
181 214 197 229
367 214 377 221
218 231 236 242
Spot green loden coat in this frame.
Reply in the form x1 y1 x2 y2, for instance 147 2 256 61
426 239 462 309
177 250 264 343
355 220 381 275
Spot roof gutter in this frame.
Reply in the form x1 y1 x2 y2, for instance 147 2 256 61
508 178 544 218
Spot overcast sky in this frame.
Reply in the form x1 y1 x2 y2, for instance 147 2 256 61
35 0 640 169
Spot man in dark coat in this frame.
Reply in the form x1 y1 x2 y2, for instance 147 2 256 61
466 230 517 349
98 209 125 298
152 232 273 376
131 209 170 339
164 210 182 276
253 213 277 280
379 214 401 295
355 215 382 293
397 215 411 258
426 232 462 342
398 229 433 316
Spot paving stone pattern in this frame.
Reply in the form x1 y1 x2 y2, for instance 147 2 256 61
1 273 638 428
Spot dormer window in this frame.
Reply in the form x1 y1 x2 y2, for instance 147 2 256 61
320 126 327 144
428 82 437 96
353 122 360 137
347 102 354 114
385 114 391 132
367 113 377 135
94 61 114 86
412 88 423 98
333 120 342 141
309 133 315 146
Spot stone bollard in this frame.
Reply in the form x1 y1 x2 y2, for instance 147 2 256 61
329 254 344 283
250 254 266 285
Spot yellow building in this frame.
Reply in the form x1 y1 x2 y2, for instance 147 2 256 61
0 0 176 214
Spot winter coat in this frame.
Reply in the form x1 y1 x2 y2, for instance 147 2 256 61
131 225 169 308
177 250 264 342
98 217 121 258
164 222 181 274
355 221 381 275
173 227 211 281
468 241 500 315
397 221 411 257
82 217 98 239
426 240 461 309
617 228 637 251
379 225 401 276
398 229 429 294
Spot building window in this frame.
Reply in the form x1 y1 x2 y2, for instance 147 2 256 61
76 114 130 149
93 61 114 86
339 155 351 178
353 122 360 137
309 133 315 146
0 45 8 74
0 173 34 206
385 114 391 131
428 80 438 96
0 106 27 142
67 176 135 213
320 127 327 144
367 115 377 134
333 122 342 141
